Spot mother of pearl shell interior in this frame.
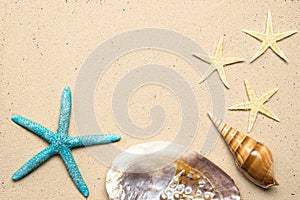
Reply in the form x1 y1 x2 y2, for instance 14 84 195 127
106 142 240 200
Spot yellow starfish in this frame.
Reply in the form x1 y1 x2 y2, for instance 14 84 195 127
229 79 279 132
243 10 297 62
193 37 244 88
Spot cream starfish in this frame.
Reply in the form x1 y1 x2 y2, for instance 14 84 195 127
243 10 297 62
229 80 279 132
193 37 244 88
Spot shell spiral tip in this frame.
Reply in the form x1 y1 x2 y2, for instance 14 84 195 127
207 112 225 133
207 112 213 120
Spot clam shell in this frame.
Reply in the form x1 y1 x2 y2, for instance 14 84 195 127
106 142 240 200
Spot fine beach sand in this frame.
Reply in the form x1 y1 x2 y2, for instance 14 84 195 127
1 0 299 199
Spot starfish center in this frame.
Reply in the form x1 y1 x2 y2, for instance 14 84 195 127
266 35 274 43
252 100 261 107
214 58 224 65
52 137 68 151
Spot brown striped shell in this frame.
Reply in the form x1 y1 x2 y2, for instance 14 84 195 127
208 112 279 189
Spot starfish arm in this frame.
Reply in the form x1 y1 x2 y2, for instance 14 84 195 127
193 52 213 64
266 10 273 35
58 87 72 138
215 36 224 57
259 105 280 121
228 102 253 110
249 41 269 62
11 116 56 143
198 64 217 84
270 42 289 62
67 134 121 148
59 147 89 197
216 65 230 88
273 31 297 42
223 57 245 65
242 30 266 41
244 79 257 101
248 108 259 132
12 145 57 180
259 88 279 103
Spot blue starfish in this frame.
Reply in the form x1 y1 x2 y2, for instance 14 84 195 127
11 86 121 197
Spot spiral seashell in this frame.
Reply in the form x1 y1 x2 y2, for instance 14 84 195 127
208 112 279 189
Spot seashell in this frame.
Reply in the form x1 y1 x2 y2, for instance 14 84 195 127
106 142 240 200
208 112 279 189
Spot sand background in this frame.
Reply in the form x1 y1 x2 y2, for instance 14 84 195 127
1 0 299 199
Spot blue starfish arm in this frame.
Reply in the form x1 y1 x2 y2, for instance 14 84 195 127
57 87 72 139
59 147 89 197
11 116 56 143
66 134 121 148
12 145 57 180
